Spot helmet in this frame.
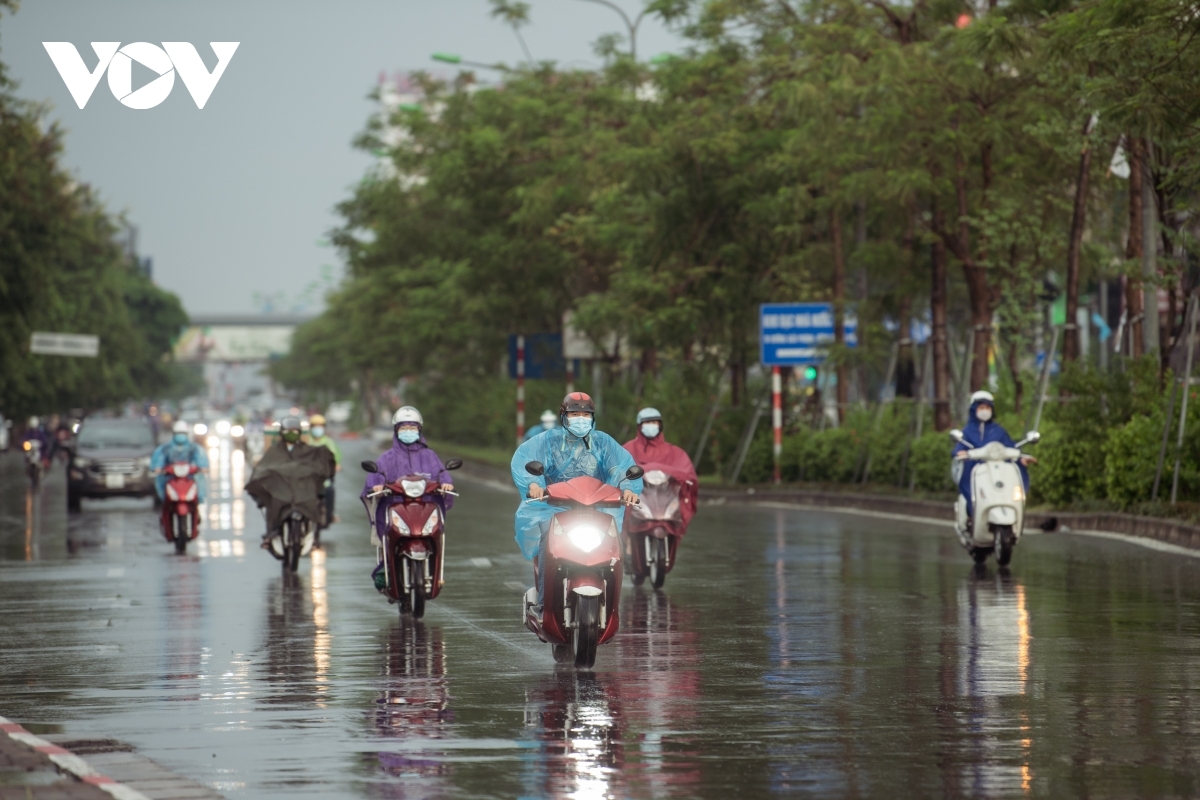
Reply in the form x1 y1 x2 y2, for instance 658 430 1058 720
172 420 189 434
309 413 326 426
969 390 995 406
27 416 39 428
636 407 662 424
539 410 556 425
558 392 595 421
392 406 423 428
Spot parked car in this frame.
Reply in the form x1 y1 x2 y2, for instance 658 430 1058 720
68 418 157 511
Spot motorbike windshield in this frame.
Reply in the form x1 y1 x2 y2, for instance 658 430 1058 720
634 480 682 521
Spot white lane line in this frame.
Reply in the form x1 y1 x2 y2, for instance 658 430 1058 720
431 604 548 664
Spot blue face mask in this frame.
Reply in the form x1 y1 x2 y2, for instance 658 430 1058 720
397 428 420 444
311 426 325 438
567 416 593 437
173 433 188 445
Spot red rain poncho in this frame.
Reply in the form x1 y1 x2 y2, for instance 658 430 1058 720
622 431 698 527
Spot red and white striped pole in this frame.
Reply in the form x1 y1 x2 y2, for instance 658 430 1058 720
516 335 526 445
772 366 783 484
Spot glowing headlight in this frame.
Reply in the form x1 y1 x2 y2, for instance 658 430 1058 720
401 479 426 498
215 420 231 436
22 441 30 451
206 435 220 448
230 425 245 438
422 508 440 534
567 524 605 553
1012 485 1025 502
193 423 207 435
389 507 411 534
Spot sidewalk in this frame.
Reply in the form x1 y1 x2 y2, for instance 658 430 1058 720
0 717 222 800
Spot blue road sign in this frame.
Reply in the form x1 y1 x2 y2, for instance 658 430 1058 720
760 303 857 366
508 333 565 379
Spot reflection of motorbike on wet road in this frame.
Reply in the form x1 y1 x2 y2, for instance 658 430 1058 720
623 463 693 589
361 458 462 620
522 460 644 669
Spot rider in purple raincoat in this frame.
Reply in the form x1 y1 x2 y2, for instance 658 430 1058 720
362 407 455 527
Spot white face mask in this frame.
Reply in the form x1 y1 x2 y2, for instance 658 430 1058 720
640 423 661 439
976 406 993 422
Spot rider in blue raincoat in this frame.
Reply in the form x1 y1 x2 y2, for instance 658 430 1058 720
510 392 642 612
151 420 209 502
953 390 1034 515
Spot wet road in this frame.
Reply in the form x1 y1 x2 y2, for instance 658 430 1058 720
4 439 1200 799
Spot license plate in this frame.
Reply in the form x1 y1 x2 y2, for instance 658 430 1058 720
104 474 125 489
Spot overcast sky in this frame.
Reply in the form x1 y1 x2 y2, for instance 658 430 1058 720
1 1 685 315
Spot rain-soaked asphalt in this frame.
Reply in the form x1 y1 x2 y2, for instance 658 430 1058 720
4 438 1200 799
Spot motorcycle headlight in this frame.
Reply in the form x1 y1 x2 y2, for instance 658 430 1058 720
567 524 605 553
1013 485 1025 502
644 469 669 486
422 508 440 534
389 507 411 534
173 463 191 478
401 480 426 498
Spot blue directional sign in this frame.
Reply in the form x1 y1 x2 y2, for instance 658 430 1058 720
507 333 565 379
760 303 857 366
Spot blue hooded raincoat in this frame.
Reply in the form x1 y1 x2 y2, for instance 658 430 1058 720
150 439 209 501
953 400 1029 514
510 426 644 560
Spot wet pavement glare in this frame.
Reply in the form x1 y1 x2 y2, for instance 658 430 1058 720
4 439 1200 799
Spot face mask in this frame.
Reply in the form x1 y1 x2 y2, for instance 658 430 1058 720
311 426 325 438
173 433 188 445
282 432 300 444
567 416 593 437
397 429 420 444
542 421 555 430
640 423 661 439
976 407 993 422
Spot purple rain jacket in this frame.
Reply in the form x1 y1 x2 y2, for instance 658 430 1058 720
361 433 455 512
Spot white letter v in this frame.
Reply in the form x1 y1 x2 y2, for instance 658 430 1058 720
162 42 240 109
42 43 120 109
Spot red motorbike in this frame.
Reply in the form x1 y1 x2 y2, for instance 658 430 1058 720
522 461 644 669
361 458 462 620
161 462 201 554
623 463 693 589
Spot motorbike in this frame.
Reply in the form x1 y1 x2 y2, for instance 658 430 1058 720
361 457 463 620
623 463 692 589
950 428 1040 566
264 505 318 573
23 440 44 489
522 460 644 669
161 462 201 555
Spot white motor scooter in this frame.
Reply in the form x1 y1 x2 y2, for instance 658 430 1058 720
950 429 1040 566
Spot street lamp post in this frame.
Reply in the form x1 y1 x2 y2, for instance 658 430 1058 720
572 0 648 60
431 53 511 72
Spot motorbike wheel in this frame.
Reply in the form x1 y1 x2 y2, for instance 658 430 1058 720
286 520 301 573
574 595 600 669
408 559 426 619
67 489 81 512
996 527 1016 566
174 513 188 555
971 547 992 565
650 538 667 590
552 644 574 664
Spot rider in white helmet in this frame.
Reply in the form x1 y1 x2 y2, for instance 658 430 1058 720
364 406 455 499
150 420 209 502
522 409 558 442
953 390 1035 515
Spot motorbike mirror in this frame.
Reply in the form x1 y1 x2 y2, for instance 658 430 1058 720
625 465 645 481
1024 431 1041 445
445 458 463 471
361 459 380 474
525 460 544 477
948 428 965 442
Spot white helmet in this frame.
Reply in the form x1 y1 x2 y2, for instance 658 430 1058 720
28 416 39 428
539 410 556 425
172 420 190 434
969 390 995 406
392 406 423 428
636 407 663 424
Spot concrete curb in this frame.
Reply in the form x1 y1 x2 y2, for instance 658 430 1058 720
0 717 151 800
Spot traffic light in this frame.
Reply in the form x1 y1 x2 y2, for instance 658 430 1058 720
803 366 817 381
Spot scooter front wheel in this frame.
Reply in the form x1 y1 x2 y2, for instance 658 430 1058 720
174 513 189 555
996 527 1016 566
971 547 992 564
574 595 600 669
650 538 667 589
408 558 426 619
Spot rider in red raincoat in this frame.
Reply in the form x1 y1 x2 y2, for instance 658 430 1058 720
622 407 698 528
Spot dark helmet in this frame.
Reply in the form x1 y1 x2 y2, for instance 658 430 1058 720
559 392 596 422
280 415 302 443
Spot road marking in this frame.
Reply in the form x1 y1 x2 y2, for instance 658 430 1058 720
107 568 125 577
469 557 492 568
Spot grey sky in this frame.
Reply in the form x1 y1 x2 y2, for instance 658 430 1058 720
1 1 684 315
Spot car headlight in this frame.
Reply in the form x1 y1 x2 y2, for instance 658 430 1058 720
75 456 92 468
206 435 220 448
567 524 605 553
215 420 231 436
389 507 411 535
193 423 207 435
230 425 244 438
422 508 440 534
401 480 426 498
138 456 151 468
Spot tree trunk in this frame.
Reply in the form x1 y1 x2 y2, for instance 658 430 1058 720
931 199 951 431
896 294 915 398
1126 136 1145 357
1063 116 1095 363
729 355 744 409
832 206 848 423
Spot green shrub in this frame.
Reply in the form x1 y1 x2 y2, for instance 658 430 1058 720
1103 411 1166 505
